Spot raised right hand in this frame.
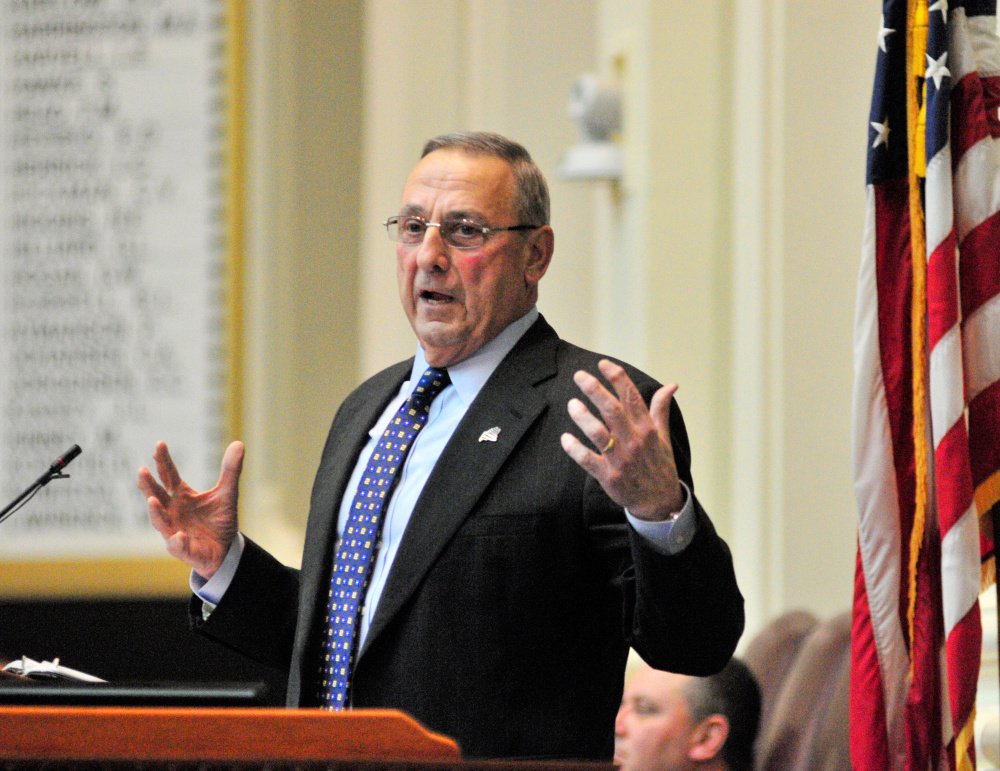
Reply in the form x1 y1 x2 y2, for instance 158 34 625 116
137 440 244 579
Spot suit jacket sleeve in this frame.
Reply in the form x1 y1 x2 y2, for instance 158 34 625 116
188 537 300 672
623 501 744 674
595 384 744 675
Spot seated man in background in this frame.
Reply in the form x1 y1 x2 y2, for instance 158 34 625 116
615 658 761 771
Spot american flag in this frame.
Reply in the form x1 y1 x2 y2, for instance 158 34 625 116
851 1 1000 769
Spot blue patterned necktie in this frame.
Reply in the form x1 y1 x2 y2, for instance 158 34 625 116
319 366 451 709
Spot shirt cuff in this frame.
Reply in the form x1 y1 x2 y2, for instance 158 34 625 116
625 481 696 556
190 532 245 611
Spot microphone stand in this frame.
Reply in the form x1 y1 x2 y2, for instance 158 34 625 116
0 444 82 525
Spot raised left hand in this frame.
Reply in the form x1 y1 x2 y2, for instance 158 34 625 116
560 359 684 520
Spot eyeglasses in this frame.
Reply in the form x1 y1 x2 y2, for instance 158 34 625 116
384 215 541 250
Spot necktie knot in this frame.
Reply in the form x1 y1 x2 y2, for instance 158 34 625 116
408 367 450 411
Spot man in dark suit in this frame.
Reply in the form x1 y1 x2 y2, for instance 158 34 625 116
138 131 743 760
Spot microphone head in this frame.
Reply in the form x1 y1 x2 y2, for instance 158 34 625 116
53 444 82 470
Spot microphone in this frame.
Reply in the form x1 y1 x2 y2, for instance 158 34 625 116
0 444 83 525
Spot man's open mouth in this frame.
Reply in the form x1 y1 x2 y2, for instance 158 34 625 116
420 290 453 303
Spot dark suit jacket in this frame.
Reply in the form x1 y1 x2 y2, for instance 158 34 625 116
194 315 744 760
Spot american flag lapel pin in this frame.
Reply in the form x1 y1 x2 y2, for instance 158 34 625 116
478 426 501 443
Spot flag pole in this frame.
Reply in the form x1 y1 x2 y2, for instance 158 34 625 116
904 0 930 682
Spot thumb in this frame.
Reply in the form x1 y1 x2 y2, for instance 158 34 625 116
217 440 245 491
649 383 678 440
165 530 190 561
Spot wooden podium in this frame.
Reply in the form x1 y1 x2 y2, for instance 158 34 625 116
0 706 458 766
0 705 610 768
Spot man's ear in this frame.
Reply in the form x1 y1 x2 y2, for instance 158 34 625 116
688 715 730 762
524 226 554 286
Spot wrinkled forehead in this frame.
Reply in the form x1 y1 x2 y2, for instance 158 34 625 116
400 149 516 220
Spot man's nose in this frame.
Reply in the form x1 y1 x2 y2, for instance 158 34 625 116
415 225 450 271
614 707 628 736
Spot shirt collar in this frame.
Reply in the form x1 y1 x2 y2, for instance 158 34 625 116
410 307 539 406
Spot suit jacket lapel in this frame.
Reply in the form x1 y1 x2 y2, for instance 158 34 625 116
359 317 559 656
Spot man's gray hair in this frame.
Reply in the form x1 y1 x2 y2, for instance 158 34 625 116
421 131 550 227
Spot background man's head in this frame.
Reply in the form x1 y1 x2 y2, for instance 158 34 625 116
614 658 761 771
394 131 554 367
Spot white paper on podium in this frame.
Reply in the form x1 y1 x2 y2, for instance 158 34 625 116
3 656 106 683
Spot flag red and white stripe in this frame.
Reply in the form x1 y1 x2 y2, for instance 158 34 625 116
851 1 1000 769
